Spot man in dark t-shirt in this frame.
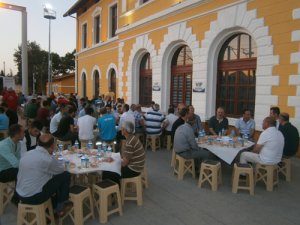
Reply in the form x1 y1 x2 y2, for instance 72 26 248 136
278 113 299 157
56 107 78 145
209 107 229 135
171 107 189 142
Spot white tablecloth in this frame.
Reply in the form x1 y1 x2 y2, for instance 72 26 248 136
62 150 122 175
198 140 254 164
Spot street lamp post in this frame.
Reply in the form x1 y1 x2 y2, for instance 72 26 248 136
43 4 56 96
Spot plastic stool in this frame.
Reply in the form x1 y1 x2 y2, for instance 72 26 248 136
174 154 195 180
198 160 222 191
232 163 254 195
121 175 143 206
255 164 278 191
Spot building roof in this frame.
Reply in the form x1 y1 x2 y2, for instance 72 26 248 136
64 0 99 17
52 73 75 81
63 0 86 17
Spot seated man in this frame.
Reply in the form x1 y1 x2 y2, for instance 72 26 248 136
174 117 210 170
77 107 97 143
187 105 202 137
50 104 68 137
171 107 189 142
270 106 281 129
20 120 43 157
240 117 284 165
102 121 145 185
144 103 165 135
278 113 299 157
16 134 71 216
234 108 255 139
133 104 145 134
209 107 228 135
0 124 24 183
56 107 78 145
98 107 117 142
163 107 178 136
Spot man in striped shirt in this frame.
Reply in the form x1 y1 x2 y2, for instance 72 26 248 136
144 104 165 135
102 121 145 185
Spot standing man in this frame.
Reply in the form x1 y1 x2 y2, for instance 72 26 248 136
270 106 281 129
98 107 117 142
234 109 255 139
240 117 284 165
208 107 229 135
16 134 71 217
0 124 24 183
278 113 299 157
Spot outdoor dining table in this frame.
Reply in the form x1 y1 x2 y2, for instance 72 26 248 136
197 136 255 165
60 150 122 175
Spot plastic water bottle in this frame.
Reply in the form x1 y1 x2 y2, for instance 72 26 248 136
107 145 112 157
58 144 63 156
221 128 225 136
81 155 86 168
103 143 107 158
74 140 79 150
88 140 93 150
230 129 235 138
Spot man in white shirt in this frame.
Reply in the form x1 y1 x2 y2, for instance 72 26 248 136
77 107 96 142
49 104 68 136
163 107 178 135
119 104 135 133
240 117 284 165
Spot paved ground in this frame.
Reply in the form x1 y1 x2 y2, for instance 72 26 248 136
1 149 300 225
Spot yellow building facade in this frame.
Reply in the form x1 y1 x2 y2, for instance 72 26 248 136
46 74 75 95
65 0 300 133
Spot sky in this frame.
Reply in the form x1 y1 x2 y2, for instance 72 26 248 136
0 0 76 75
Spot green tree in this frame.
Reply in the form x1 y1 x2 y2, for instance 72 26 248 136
59 49 75 74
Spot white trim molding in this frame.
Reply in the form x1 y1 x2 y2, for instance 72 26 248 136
125 34 156 105
199 2 280 131
288 8 300 133
157 22 200 112
80 68 88 81
118 42 125 98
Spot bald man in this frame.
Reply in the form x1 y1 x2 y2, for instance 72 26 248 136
240 117 284 165
16 134 71 217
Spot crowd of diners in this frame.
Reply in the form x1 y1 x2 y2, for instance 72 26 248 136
0 88 299 217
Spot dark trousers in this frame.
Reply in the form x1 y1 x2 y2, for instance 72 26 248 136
18 171 71 207
102 166 140 186
0 168 18 182
59 132 79 146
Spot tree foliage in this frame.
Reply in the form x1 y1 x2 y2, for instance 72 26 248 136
14 41 75 94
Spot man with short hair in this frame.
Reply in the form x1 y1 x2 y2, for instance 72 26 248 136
98 107 117 142
78 107 97 142
171 107 189 141
163 107 178 136
16 134 71 217
235 109 255 139
278 113 299 157
56 107 78 145
144 103 164 135
134 104 145 134
188 105 202 137
102 121 145 185
240 117 284 165
0 124 24 183
20 120 43 156
50 104 68 136
174 113 210 170
209 107 229 135
270 106 281 129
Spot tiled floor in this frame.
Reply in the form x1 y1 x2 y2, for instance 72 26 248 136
1 149 300 225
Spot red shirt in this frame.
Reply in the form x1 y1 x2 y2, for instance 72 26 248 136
3 90 18 111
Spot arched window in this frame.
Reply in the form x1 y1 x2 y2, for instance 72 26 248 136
109 69 116 98
82 73 87 97
216 33 257 117
94 70 100 97
139 53 152 106
171 45 193 107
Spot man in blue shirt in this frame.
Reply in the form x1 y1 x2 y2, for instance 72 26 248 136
98 107 117 142
0 124 25 183
234 108 255 139
0 106 9 132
